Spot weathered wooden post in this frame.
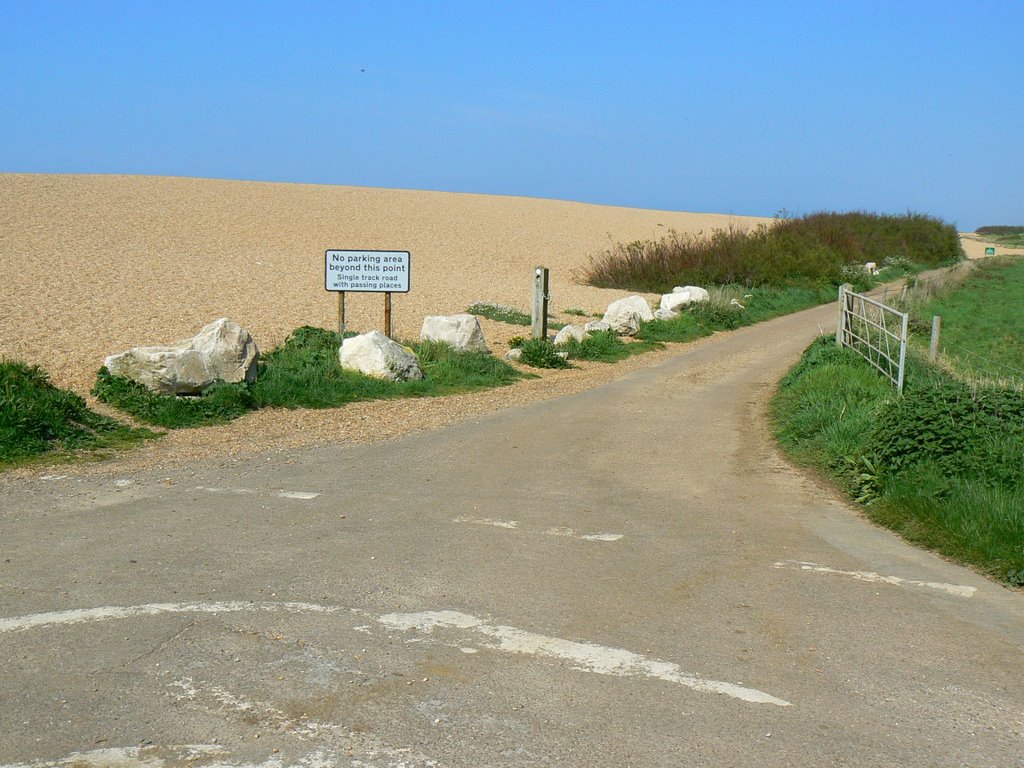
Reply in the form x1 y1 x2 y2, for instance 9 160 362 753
929 315 942 362
532 266 549 339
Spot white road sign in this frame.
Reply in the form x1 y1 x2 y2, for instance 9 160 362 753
325 250 411 293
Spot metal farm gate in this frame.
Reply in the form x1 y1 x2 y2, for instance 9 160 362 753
836 283 909 393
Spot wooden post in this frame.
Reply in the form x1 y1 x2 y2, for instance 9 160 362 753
338 292 346 339
532 266 549 339
384 292 393 338
929 315 942 362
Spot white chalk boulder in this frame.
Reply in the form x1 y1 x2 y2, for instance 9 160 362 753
553 324 588 346
420 314 489 353
104 317 259 395
601 296 654 336
584 320 612 333
654 308 679 321
669 285 710 304
340 330 423 382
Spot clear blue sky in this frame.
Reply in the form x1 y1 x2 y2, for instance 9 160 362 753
2 1 1021 230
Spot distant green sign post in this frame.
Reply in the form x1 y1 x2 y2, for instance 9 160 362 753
985 246 996 256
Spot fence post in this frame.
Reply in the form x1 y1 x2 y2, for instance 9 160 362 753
929 315 942 362
836 283 851 347
532 266 549 339
897 312 909 393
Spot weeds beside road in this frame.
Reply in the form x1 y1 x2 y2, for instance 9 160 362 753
772 257 1024 586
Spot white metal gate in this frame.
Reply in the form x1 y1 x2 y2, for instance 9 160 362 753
836 283 909 393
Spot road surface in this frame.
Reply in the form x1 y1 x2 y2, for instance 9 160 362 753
1 299 1022 767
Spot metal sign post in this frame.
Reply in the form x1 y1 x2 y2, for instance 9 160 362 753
325 250 411 339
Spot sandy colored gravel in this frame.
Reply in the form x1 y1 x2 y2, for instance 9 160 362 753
1 174 769 474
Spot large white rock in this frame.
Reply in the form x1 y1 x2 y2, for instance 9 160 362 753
584 320 612 333
553 324 588 346
340 330 423 381
419 314 489 353
104 317 259 395
672 285 710 302
601 296 654 336
654 307 679 321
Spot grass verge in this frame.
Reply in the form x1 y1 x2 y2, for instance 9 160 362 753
93 326 527 429
772 337 1024 586
907 256 1024 384
636 283 840 342
2 360 155 468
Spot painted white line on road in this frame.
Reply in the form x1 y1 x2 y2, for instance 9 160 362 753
0 600 346 634
379 610 791 707
773 560 976 597
195 486 321 501
0 745 431 768
195 485 256 495
454 517 623 542
1 601 788 706
171 677 342 739
452 515 519 529
170 677 441 767
0 745 228 768
278 490 321 500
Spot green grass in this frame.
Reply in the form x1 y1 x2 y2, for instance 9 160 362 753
467 302 532 326
516 338 572 369
467 302 564 330
636 283 839 342
94 326 527 428
910 256 1024 383
1 360 155 468
581 211 962 293
772 336 1024 586
560 330 663 362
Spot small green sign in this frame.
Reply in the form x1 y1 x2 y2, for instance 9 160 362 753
985 246 996 255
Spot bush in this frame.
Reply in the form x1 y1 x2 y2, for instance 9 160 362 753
581 211 963 293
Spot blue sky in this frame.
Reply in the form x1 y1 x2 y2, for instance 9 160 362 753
2 1 1021 230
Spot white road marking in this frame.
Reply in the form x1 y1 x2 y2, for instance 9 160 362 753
0 745 428 768
0 601 346 634
2 601 789 707
195 485 256 495
278 490 321 500
379 610 791 707
195 486 320 501
170 678 441 767
773 560 976 597
452 515 518 529
454 516 622 542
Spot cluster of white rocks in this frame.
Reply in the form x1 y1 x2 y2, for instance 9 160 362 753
105 288 716 391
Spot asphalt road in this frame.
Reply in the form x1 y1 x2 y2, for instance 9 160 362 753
2 300 1022 767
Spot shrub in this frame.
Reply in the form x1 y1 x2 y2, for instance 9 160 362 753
581 211 963 293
